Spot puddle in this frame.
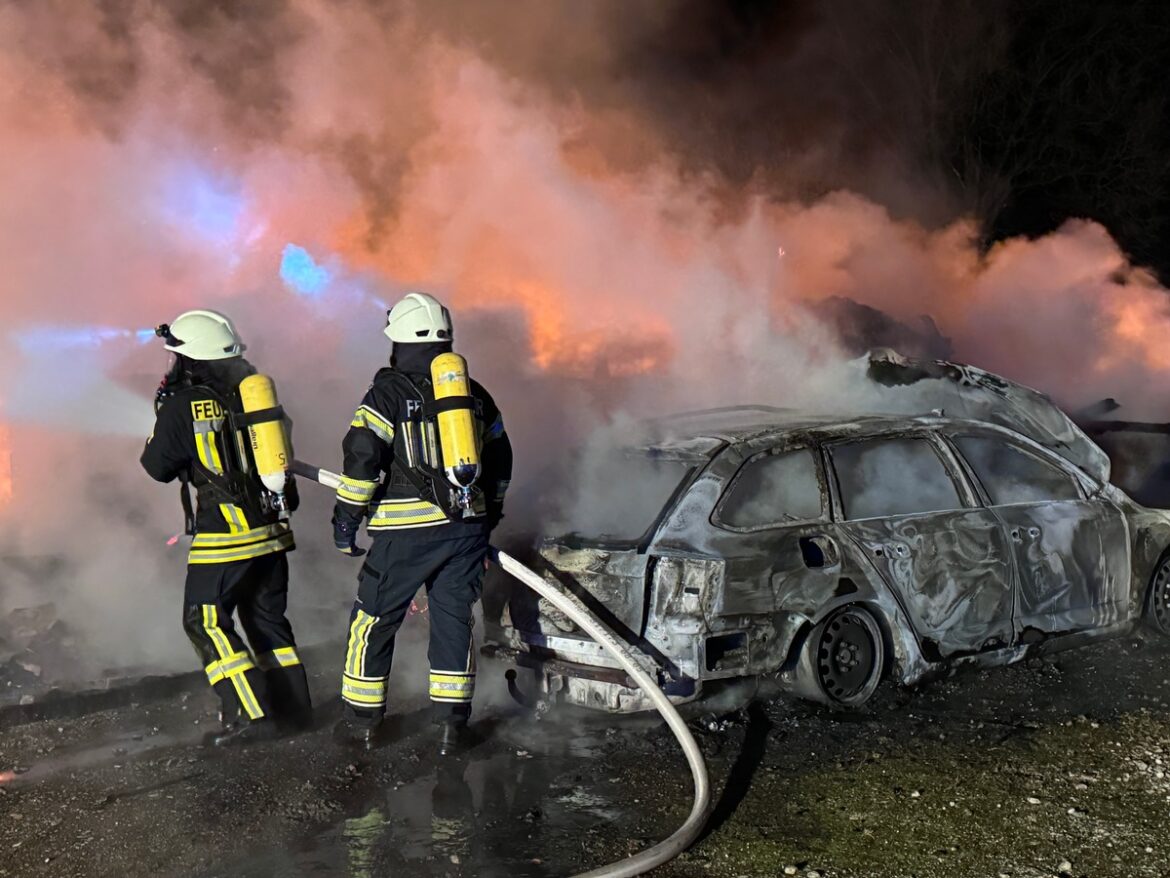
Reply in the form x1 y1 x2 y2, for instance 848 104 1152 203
225 733 633 877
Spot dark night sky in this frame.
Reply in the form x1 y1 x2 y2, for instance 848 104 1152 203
579 0 1170 280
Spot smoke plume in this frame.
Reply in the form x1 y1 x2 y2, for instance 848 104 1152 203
1 1 1168 676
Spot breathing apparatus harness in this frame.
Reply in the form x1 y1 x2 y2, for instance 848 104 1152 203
154 323 294 536
381 364 484 521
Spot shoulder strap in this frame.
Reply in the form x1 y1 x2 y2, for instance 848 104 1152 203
179 473 196 536
187 386 259 507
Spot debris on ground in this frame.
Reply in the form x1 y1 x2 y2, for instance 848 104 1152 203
0 603 77 696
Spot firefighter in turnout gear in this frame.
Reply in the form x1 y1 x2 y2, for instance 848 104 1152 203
333 293 512 754
141 310 313 747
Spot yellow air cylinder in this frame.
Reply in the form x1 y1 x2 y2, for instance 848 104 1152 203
430 353 481 493
238 374 290 496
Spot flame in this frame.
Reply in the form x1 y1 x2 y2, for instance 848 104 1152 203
0 770 15 785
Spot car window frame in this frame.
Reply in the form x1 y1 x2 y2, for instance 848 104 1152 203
943 430 1089 507
711 443 830 533
825 430 978 523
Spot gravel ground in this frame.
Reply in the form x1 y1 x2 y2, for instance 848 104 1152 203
2 634 1169 877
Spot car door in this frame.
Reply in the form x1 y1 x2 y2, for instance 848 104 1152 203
708 444 843 622
827 433 1017 659
949 433 1130 633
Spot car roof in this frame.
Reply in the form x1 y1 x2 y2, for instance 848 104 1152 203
649 407 1022 449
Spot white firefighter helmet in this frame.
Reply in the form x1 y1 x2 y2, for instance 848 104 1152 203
164 310 245 360
384 292 453 343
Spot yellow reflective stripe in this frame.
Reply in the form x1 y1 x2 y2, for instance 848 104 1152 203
218 504 248 535
429 672 475 684
356 613 376 677
344 614 363 677
195 432 224 475
342 690 386 706
367 518 449 530
368 499 448 528
350 406 395 444
191 523 291 548
429 670 474 701
202 606 264 721
208 650 256 682
429 686 474 700
256 646 301 670
205 660 225 685
341 673 387 706
188 533 294 564
345 611 377 677
337 475 378 505
207 432 224 472
202 605 233 661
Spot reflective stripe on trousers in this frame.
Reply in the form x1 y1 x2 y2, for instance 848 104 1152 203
428 670 474 703
256 646 302 671
202 605 265 720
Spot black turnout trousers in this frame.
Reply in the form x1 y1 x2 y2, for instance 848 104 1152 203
182 551 312 727
341 534 488 727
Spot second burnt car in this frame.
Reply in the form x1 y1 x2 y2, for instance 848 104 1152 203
484 352 1170 712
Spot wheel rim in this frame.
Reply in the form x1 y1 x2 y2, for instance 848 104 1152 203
1152 560 1170 630
816 610 880 703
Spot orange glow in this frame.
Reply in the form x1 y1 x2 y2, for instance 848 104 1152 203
1104 295 1170 373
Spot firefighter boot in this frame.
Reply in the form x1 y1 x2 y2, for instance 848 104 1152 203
333 717 381 751
205 717 281 748
436 720 469 757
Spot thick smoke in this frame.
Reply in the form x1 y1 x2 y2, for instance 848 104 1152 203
1 1 1169 677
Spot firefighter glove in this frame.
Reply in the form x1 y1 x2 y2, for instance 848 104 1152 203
332 512 366 557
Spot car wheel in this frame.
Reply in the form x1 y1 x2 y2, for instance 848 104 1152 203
811 606 886 708
1145 553 1170 637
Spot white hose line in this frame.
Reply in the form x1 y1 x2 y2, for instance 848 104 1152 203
295 461 711 877
492 549 711 878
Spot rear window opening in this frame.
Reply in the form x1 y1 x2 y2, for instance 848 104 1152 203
551 449 698 545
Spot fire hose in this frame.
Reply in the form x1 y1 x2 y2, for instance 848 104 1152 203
292 460 711 878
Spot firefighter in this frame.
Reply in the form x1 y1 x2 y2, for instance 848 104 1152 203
332 292 512 755
141 310 313 747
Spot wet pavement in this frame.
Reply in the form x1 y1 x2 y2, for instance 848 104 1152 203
3 633 1170 877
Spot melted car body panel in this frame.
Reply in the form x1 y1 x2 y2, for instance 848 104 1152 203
838 510 1016 657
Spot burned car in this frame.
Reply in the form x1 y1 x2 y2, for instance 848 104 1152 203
485 353 1170 712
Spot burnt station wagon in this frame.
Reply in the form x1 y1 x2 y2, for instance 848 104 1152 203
485 355 1170 712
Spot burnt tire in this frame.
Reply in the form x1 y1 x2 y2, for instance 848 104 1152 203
810 606 886 709
1144 553 1170 638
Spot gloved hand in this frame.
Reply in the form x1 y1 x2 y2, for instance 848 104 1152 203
285 475 301 514
332 512 366 557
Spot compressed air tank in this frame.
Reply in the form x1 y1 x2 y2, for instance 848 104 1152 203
429 353 482 491
238 374 290 495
